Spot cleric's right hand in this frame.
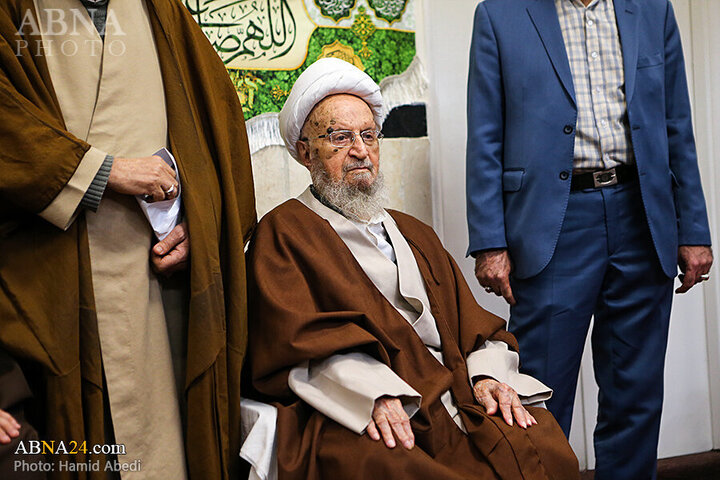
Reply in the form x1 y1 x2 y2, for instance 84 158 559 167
0 408 21 444
107 156 179 203
366 396 414 450
474 249 516 305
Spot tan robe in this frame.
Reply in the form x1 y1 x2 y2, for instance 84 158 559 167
0 0 255 478
34 1 186 478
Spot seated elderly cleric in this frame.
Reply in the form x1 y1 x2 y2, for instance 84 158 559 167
243 58 580 480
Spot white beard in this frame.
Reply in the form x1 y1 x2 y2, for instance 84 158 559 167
310 162 388 223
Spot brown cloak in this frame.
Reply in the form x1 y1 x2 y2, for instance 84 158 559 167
0 1 255 478
245 200 579 479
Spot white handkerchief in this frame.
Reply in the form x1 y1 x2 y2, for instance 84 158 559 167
136 148 182 240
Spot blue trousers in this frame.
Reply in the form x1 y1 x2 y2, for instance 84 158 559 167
509 180 674 480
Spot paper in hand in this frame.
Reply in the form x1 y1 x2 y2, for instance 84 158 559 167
135 148 182 240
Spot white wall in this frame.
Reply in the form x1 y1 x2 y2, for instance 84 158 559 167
421 0 719 470
421 0 510 317
687 0 720 451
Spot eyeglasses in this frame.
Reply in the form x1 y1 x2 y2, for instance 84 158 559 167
309 129 384 148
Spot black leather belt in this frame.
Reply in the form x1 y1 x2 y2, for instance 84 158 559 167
571 164 638 191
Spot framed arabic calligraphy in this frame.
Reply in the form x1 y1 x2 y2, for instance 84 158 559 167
184 0 416 122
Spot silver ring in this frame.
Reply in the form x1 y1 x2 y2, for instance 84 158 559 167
700 274 710 281
484 287 493 293
165 185 176 195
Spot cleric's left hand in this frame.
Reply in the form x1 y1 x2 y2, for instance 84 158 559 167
151 222 189 276
473 378 537 429
676 246 713 294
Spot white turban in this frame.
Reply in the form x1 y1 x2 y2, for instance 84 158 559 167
278 58 384 161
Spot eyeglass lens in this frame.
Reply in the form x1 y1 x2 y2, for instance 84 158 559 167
329 130 381 147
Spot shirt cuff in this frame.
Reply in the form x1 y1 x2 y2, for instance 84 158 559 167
288 352 422 434
39 146 109 230
80 155 113 212
467 340 553 405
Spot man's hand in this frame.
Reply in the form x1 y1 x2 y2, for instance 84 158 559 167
365 396 414 450
474 249 516 305
151 223 189 276
473 378 536 429
107 156 179 202
0 408 21 444
676 246 713 294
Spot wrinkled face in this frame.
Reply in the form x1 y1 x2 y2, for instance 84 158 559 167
296 94 380 190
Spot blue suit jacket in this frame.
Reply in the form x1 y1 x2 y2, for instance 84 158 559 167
466 0 711 279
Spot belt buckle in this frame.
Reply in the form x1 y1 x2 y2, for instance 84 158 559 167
593 168 618 188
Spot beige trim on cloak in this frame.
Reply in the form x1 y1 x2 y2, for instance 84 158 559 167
38 146 107 230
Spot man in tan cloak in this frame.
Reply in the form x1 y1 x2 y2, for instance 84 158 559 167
0 1 255 478
243 58 579 480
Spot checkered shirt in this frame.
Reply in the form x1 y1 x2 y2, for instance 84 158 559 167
555 0 634 170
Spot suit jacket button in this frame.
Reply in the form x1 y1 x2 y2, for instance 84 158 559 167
563 125 574 134
559 171 569 180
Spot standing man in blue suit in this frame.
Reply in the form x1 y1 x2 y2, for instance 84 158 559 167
466 0 712 478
